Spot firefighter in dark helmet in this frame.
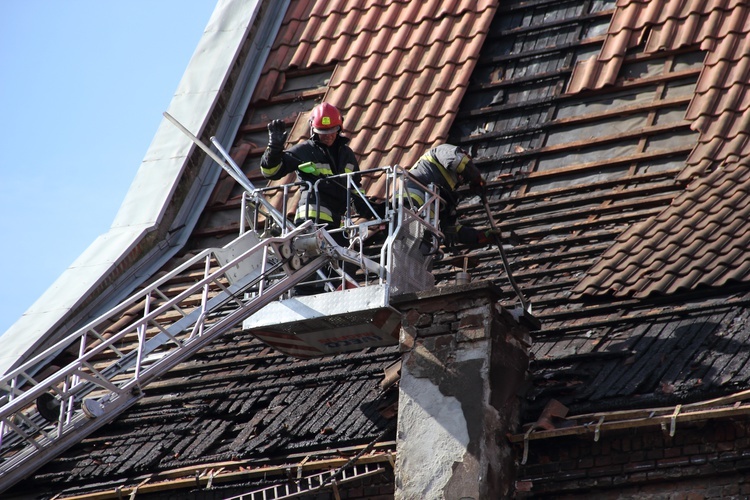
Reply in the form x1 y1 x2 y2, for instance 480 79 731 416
405 144 498 247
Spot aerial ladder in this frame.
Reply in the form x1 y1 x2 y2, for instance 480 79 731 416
0 115 443 493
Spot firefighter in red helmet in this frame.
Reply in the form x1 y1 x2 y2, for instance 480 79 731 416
261 102 376 225
260 102 381 291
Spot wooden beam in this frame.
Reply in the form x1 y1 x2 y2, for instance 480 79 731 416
509 403 750 443
61 447 397 500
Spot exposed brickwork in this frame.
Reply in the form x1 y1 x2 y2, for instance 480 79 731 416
393 282 532 499
396 282 532 348
515 416 750 498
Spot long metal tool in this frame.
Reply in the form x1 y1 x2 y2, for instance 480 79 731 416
481 192 530 313
164 112 337 289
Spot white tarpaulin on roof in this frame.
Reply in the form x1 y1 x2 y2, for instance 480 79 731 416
0 0 276 376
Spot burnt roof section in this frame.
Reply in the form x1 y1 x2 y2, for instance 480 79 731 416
428 0 749 421
18 331 399 496
442 0 750 419
11 0 750 496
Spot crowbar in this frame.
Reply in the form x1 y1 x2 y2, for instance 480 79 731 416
481 192 530 313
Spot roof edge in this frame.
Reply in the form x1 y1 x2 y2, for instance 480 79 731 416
0 0 287 376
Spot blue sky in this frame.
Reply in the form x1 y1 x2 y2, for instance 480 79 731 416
0 2 218 334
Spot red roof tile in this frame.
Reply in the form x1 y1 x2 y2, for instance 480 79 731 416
254 0 498 173
567 0 750 172
574 159 750 297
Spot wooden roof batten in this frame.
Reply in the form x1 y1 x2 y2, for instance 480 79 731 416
54 445 398 500
510 387 750 454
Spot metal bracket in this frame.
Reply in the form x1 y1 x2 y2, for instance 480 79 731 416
670 404 682 437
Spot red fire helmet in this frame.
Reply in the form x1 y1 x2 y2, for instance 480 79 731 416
309 102 343 134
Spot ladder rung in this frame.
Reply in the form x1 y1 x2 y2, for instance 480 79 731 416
223 462 388 500
0 223 336 493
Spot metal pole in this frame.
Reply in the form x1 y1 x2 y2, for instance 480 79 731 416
162 112 290 231
481 192 530 313
210 136 296 233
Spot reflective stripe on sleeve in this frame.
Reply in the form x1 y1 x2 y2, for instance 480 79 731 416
261 162 282 177
295 205 334 222
298 162 334 176
424 154 457 189
456 154 470 174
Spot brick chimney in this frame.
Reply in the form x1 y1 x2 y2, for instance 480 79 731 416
391 282 534 499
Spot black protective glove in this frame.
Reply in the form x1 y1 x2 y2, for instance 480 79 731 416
267 119 287 151
462 160 485 196
469 179 485 197
477 227 501 245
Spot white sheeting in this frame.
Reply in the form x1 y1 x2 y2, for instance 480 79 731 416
0 0 268 375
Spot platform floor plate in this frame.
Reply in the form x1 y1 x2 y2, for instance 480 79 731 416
243 285 401 357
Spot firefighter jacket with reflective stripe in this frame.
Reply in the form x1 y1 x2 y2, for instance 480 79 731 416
409 144 472 192
260 135 362 224
407 144 481 246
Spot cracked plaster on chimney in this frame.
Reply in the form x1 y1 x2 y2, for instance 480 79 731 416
395 365 469 499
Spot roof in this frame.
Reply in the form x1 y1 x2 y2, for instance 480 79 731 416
253 0 497 171
28 336 399 493
569 0 750 298
8 0 750 496
458 0 750 418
